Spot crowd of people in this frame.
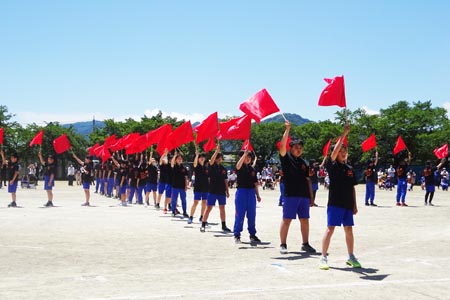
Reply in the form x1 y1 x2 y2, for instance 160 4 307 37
1 122 449 270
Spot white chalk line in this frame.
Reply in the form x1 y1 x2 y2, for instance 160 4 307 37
86 277 450 300
0 244 45 250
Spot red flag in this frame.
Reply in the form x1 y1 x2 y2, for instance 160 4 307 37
110 133 140 151
194 112 219 144
323 138 332 157
88 143 101 156
335 136 348 147
434 144 448 159
241 139 254 151
104 134 117 149
170 121 194 149
218 115 252 140
124 134 142 155
0 128 4 145
156 127 175 156
203 138 216 153
276 136 291 151
53 134 71 154
100 146 112 162
94 144 105 157
239 89 280 123
361 134 377 152
393 136 407 155
147 124 173 146
318 75 346 108
29 130 44 147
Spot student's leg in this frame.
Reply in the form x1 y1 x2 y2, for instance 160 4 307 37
280 219 292 245
246 190 257 237
219 205 226 222
180 190 187 214
84 189 90 203
202 206 213 222
299 197 311 244
344 226 354 255
321 226 336 256
425 191 430 203
429 192 435 203
200 199 207 218
365 183 370 204
370 182 376 204
47 190 53 202
190 199 199 217
401 181 407 202
233 189 246 237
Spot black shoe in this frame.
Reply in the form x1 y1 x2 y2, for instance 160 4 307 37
168 204 172 210
234 236 241 244
301 243 316 253
365 203 370 206
370 203 377 206
199 215 203 222
250 235 261 243
182 213 189 218
429 203 434 206
200 226 206 233
44 201 54 207
222 226 232 233
8 201 17 208
155 203 160 209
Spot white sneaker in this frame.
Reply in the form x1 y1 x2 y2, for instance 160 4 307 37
280 244 288 254
319 256 329 270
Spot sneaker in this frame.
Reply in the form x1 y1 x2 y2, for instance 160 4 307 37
155 203 160 209
44 201 54 207
346 255 362 268
424 202 428 206
81 202 90 206
171 213 176 217
429 203 434 206
396 202 401 206
250 235 261 243
319 256 330 270
222 226 232 233
301 243 316 253
182 213 189 218
199 216 203 222
280 244 288 254
120 202 127 207
234 236 241 244
175 209 181 215
145 201 150 206
168 204 172 210
401 203 408 207
370 203 377 206
200 226 206 233
187 217 193 224
8 201 17 208
365 203 370 206
163 209 168 214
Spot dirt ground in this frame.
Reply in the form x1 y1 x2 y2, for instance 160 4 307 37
1 182 449 300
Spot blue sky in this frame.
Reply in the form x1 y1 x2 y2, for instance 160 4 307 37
1 1 449 125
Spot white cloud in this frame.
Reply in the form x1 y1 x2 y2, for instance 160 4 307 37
362 106 380 116
442 102 450 117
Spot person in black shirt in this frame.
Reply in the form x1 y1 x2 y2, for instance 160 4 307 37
72 153 94 206
158 150 173 213
278 121 315 255
38 151 56 207
395 151 412 206
233 149 262 244
136 156 148 205
200 145 231 233
319 123 360 270
127 157 139 204
423 159 446 205
1 150 20 207
112 155 128 206
187 151 209 224
364 151 378 206
170 152 189 217
145 153 158 207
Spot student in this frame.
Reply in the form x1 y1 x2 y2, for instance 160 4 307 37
319 123 361 270
158 150 172 214
364 151 379 206
94 163 102 193
170 152 189 217
200 145 231 233
395 151 412 206
136 155 148 205
38 151 56 207
423 159 446 205
112 155 128 206
278 121 316 254
308 159 320 207
127 156 139 204
233 149 262 244
1 150 20 207
67 164 75 186
145 154 158 207
188 151 209 224
72 153 94 206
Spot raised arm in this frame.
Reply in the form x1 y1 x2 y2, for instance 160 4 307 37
279 121 291 157
209 144 220 165
0 149 5 165
38 151 45 165
236 149 248 171
437 157 447 170
72 152 84 165
252 152 257 168
171 151 177 168
159 149 168 165
407 152 412 165
330 123 350 162
193 150 199 168
374 151 379 166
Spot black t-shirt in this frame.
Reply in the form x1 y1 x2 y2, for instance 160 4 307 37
95 163 102 178
279 153 310 197
237 164 257 189
148 164 158 185
8 162 19 182
397 164 408 179
194 164 209 193
138 165 149 187
82 163 93 183
118 167 128 186
43 162 56 177
159 164 171 184
208 163 228 195
171 164 187 189
309 166 319 185
423 167 436 186
128 165 138 187
326 160 357 209
365 165 377 182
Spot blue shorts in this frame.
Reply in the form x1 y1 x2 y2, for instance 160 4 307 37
145 183 157 193
425 185 435 193
44 175 54 190
312 183 319 192
8 182 18 193
207 193 226 206
282 196 310 219
194 192 208 200
119 184 127 195
327 205 354 227
158 182 170 194
82 181 90 190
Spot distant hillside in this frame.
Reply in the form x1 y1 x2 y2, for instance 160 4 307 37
63 120 105 137
262 113 312 125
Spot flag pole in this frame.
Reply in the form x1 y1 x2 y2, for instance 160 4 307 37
280 112 288 122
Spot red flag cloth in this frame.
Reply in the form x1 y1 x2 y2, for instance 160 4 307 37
393 136 407 155
94 145 105 157
323 138 332 157
335 136 348 147
104 134 117 149
434 144 448 159
218 115 252 140
241 139 254 151
156 127 175 156
100 146 112 162
318 75 346 108
88 143 101 156
125 134 142 155
194 112 219 144
147 124 173 146
29 130 44 147
361 134 377 152
0 128 4 144
53 134 71 154
239 89 280 123
203 138 216 153
276 136 291 151
111 133 140 151
170 121 194 149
